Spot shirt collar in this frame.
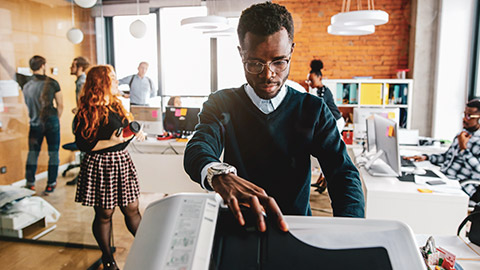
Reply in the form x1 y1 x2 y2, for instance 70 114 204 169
244 83 287 112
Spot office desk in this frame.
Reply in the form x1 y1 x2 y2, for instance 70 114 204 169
128 138 205 194
349 146 469 235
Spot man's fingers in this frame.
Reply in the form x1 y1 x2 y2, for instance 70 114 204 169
228 197 245 226
250 196 266 232
262 196 289 232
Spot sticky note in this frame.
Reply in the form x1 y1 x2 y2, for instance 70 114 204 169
388 126 394 137
175 109 181 117
388 112 395 119
152 110 158 118
180 108 187 116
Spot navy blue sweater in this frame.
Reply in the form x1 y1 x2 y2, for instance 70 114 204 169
184 86 364 217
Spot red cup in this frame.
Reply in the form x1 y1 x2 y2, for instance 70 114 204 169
123 121 141 137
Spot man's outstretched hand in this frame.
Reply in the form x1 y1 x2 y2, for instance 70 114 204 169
211 173 289 233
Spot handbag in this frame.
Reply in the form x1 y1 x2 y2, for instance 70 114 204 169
457 202 480 246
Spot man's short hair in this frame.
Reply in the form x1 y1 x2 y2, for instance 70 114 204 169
74 56 90 71
139 62 149 67
29 55 46 71
237 2 294 47
467 99 480 112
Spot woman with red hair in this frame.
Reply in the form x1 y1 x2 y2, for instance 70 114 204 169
74 65 145 270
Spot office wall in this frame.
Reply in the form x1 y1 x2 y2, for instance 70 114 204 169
408 0 439 137
0 0 96 185
274 0 411 82
432 0 475 140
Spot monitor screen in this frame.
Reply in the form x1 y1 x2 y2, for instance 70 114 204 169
164 107 201 136
366 116 376 153
130 106 164 135
373 114 401 176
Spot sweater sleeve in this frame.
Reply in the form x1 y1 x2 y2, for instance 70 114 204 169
310 99 365 218
184 92 225 185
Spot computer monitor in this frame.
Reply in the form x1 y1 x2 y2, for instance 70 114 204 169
130 106 164 136
365 116 376 153
367 114 401 176
164 107 201 137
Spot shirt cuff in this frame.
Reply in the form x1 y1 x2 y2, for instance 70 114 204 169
200 161 223 191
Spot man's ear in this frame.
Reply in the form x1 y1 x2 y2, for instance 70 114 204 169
237 46 243 59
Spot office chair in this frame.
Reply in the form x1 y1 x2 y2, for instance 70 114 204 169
459 179 480 210
62 142 82 184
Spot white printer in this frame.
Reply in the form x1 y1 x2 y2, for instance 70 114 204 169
125 193 426 270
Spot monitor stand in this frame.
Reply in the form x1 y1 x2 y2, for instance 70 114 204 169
364 150 399 177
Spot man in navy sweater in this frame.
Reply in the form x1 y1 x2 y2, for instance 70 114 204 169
184 2 364 232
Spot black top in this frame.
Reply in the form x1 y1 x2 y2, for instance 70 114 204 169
75 111 130 154
316 85 342 120
184 85 364 217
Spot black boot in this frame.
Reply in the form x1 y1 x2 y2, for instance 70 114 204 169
66 176 78 186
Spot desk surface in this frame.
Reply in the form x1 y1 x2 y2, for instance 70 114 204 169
348 146 469 236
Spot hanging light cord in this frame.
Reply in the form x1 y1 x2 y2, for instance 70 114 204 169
136 0 140 16
71 0 75 27
342 0 375 12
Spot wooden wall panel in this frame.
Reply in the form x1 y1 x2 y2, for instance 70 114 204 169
0 0 96 185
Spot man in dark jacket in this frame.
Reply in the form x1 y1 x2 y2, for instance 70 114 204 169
184 2 364 232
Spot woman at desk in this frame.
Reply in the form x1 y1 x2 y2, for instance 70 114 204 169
74 65 145 270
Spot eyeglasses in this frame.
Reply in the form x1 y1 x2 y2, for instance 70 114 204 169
463 113 480 120
243 56 291 75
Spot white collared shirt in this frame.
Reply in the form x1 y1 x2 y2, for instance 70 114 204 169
200 83 288 190
244 83 287 114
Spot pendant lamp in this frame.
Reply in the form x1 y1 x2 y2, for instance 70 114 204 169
67 1 84 44
203 27 235 38
129 0 146 38
328 0 389 36
328 24 375 36
74 0 97 9
181 0 229 31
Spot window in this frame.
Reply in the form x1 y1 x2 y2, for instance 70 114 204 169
160 7 211 96
113 14 158 95
217 18 246 90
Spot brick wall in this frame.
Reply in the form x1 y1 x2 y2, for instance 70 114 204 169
274 0 411 82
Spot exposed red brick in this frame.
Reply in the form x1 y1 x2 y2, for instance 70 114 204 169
274 0 411 81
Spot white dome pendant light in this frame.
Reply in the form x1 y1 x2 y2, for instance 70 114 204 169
67 1 84 44
74 0 97 9
129 0 147 38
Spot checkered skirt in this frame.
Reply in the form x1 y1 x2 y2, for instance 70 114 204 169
75 150 140 209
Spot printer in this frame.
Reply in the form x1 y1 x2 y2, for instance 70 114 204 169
124 193 426 270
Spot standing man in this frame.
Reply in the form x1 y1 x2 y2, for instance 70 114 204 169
70 56 90 106
404 99 480 202
22 55 63 194
184 2 364 232
119 62 156 106
67 56 89 186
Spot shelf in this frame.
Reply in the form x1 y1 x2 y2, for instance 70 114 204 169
324 78 413 139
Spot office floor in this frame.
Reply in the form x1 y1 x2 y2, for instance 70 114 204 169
0 169 333 270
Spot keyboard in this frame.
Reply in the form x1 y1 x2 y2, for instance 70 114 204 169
400 156 415 167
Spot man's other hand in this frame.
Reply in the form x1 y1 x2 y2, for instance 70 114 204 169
211 173 289 233
458 131 472 150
